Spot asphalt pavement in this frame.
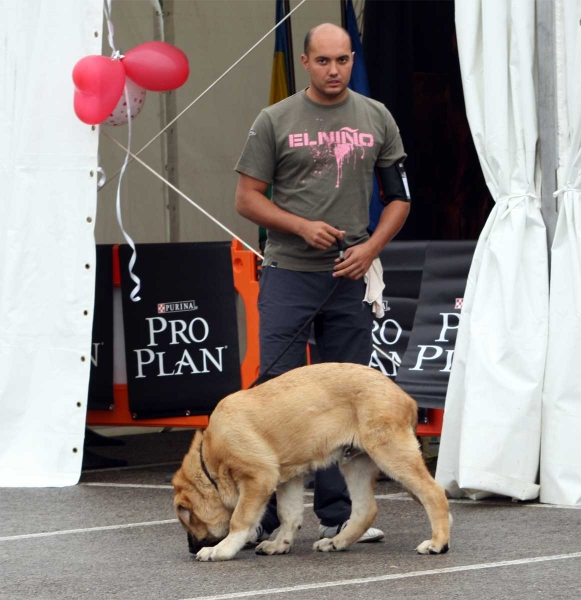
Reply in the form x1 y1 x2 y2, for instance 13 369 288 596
1 429 580 600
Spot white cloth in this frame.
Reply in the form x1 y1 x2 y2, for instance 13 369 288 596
364 257 385 318
0 1 102 486
435 0 548 502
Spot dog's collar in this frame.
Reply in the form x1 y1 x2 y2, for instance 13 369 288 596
199 441 219 491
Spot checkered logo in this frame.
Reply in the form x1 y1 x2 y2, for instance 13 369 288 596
157 300 198 314
455 298 464 310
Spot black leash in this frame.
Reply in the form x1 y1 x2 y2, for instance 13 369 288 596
249 235 346 389
199 441 219 491
198 236 345 495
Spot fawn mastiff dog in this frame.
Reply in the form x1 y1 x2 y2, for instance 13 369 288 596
172 363 451 562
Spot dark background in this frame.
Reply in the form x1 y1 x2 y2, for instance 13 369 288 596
363 0 493 241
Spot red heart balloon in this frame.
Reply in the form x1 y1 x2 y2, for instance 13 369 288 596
73 56 126 125
122 42 189 92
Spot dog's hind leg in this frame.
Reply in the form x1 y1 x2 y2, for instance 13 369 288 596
366 432 451 555
256 476 304 556
313 454 379 553
196 474 278 562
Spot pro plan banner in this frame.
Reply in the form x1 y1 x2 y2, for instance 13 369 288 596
119 242 241 419
394 240 477 408
369 241 427 380
87 245 114 411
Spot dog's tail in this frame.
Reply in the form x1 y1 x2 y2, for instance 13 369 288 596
398 386 419 434
411 402 419 434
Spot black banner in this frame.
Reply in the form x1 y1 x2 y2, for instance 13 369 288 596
395 240 476 408
370 241 427 380
119 242 241 419
88 245 115 411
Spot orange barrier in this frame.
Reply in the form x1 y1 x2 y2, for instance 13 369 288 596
230 239 261 390
416 407 443 437
86 241 443 435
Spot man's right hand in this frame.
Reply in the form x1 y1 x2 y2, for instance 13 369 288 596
297 222 345 250
235 175 346 250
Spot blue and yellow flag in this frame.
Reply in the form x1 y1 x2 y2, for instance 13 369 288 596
269 0 293 105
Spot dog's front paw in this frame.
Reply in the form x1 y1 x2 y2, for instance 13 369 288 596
255 539 292 556
416 540 449 555
196 546 237 562
313 538 343 552
196 546 216 562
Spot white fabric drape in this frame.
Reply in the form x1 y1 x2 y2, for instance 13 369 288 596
0 1 103 486
435 0 549 500
540 0 581 505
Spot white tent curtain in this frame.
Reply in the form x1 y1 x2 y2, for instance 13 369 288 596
0 1 103 486
540 0 581 505
435 0 549 500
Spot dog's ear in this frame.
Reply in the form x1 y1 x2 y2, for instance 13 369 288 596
188 429 204 452
177 506 191 525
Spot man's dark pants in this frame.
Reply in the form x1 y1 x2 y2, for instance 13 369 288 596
258 266 373 532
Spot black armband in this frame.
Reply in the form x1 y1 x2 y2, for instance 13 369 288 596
375 160 411 206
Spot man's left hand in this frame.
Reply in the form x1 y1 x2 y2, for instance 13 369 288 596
333 243 375 280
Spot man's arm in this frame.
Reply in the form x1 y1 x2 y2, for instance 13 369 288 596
334 157 411 280
235 173 344 251
333 200 410 280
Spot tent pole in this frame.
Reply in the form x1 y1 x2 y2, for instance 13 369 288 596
536 0 558 260
154 0 181 243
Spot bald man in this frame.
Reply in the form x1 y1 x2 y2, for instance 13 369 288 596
234 23 410 548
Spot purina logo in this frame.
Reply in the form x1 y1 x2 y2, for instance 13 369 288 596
455 298 464 310
157 300 199 314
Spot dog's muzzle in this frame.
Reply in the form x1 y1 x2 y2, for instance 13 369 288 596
187 532 220 554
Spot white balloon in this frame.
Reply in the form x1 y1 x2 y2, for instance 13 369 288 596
103 77 146 127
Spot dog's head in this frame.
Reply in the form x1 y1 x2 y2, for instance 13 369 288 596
172 431 231 554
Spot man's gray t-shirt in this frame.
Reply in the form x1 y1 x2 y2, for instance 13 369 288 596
235 89 406 271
